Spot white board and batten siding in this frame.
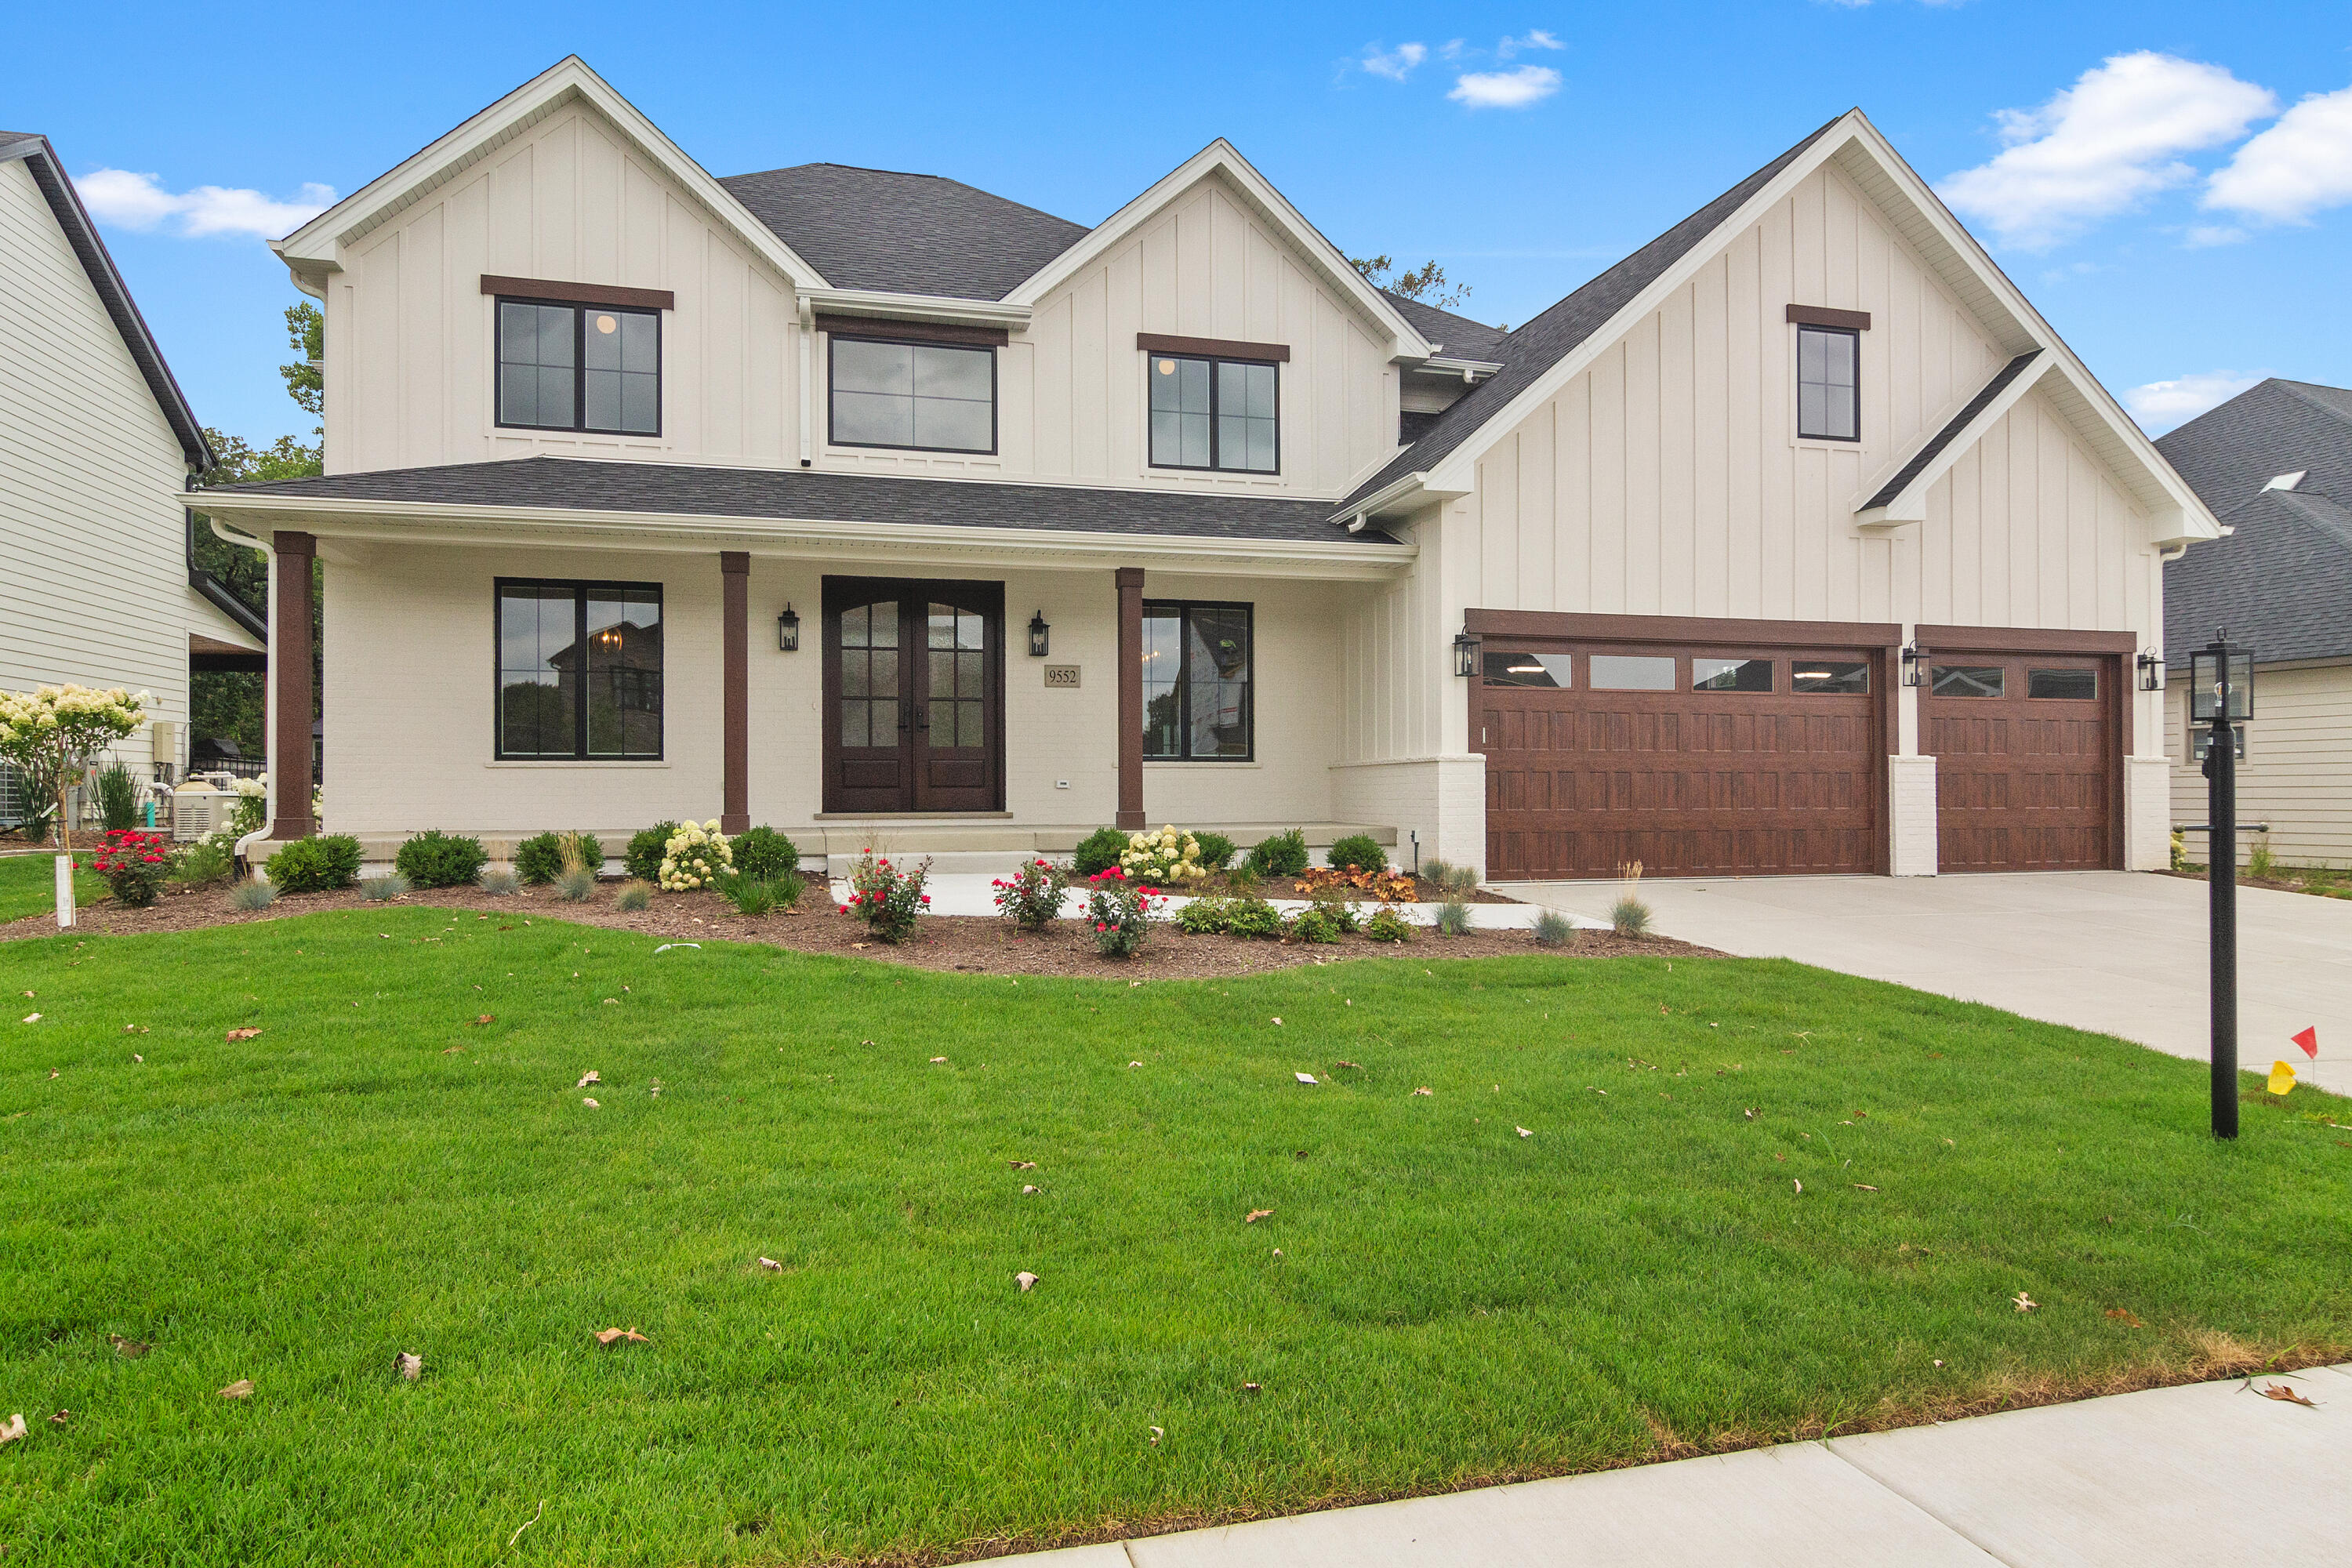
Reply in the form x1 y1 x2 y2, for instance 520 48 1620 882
0 157 191 768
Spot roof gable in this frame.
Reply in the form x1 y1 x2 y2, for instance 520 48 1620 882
2 132 209 468
1000 140 1432 361
718 164 1086 302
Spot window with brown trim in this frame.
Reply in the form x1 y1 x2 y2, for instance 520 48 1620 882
1796 324 1858 441
1149 354 1279 472
495 299 662 434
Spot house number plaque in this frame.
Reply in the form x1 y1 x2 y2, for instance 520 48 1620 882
1044 665 1081 688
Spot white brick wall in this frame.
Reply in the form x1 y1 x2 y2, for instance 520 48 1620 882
1888 754 1939 876
2125 755 2172 872
1330 755 1488 877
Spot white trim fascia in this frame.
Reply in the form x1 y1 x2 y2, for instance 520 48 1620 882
178 493 1417 580
1853 356 2056 528
270 56 828 294
1340 470 1468 524
1418 356 1505 381
804 289 1032 330
997 139 1434 363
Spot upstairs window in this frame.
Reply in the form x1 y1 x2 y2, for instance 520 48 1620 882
1796 324 1859 441
496 299 661 435
1149 354 1278 473
829 336 996 453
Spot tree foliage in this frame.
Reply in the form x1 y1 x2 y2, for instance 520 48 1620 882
1348 254 1472 310
279 301 324 422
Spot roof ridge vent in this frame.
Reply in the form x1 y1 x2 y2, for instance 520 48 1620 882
2262 470 2307 492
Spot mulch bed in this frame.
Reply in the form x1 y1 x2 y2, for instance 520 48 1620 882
1 880 1717 976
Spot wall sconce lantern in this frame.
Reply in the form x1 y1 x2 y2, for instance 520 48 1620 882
2137 648 2165 691
1453 629 1479 678
1028 612 1050 658
1900 641 1928 688
2189 638 2252 723
776 604 800 652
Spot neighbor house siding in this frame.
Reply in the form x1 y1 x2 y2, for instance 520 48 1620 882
2168 663 2352 868
0 156 191 768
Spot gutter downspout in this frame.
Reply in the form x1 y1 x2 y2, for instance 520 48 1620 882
797 295 815 467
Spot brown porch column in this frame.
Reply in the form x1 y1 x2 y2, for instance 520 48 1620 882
720 550 750 834
1115 566 1145 829
269 530 318 840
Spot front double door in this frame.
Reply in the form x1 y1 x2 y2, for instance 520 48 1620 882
822 577 1004 813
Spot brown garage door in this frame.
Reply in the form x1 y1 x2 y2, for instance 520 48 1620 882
1479 643 1882 879
1922 652 2116 871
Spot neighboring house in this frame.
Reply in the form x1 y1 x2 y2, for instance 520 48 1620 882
0 130 265 820
2157 379 2352 868
194 58 2217 876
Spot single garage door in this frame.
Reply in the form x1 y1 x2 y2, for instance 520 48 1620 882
1922 652 2115 871
1479 642 1882 879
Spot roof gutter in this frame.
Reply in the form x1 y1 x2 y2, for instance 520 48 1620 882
804 288 1031 332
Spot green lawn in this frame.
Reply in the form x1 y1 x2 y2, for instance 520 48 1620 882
2 909 2346 1566
0 852 103 926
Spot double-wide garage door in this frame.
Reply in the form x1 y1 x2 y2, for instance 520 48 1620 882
1476 630 2122 879
1480 641 1884 880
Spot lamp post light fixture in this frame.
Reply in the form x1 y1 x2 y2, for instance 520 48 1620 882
2136 648 2165 692
2189 633 2255 1140
1453 628 1479 678
1900 640 1928 688
1028 612 1050 658
776 604 800 652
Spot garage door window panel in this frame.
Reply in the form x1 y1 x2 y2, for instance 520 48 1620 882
1933 665 2005 698
1693 658 1773 692
1588 655 1677 691
1483 652 1573 688
2027 668 2098 699
1792 660 1870 694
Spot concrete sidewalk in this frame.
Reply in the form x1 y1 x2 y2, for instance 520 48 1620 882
979 1364 2351 1566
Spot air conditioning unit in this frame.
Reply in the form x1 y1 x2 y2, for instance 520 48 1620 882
170 781 227 841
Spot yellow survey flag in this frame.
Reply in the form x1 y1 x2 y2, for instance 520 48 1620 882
2267 1061 2296 1096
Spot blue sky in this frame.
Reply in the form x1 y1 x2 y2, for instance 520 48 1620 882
11 1 2350 448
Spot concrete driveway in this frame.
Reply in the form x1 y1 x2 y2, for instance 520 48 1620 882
1494 871 2352 1096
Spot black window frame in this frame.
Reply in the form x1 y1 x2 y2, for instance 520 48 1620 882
1141 598 1255 761
1146 352 1282 474
826 332 1000 456
493 296 665 437
493 577 666 761
1795 322 1860 443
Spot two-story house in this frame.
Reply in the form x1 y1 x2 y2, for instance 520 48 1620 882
195 56 2217 878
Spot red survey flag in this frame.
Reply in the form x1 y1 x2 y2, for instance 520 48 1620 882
2292 1026 2318 1060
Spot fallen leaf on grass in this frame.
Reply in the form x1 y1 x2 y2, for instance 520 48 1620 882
2013 1292 2038 1313
1335 1061 1362 1069
396 1352 423 1381
1014 1272 1039 1292
1588 1087 1607 1096
576 1070 601 1087
1517 1127 1533 1138
22 1014 40 1025
2106 1308 2144 1328
132 1054 142 1063
47 1410 67 1425
122 1024 147 1035
757 1258 784 1273
0 1414 24 1445
1241 1381 1261 1393
581 1098 600 1109
107 1334 148 1359
1294 1073 1318 1085
1009 1160 1036 1170
1149 1425 1163 1445
1271 1018 1283 1026
1793 1179 1802 1195
930 1056 947 1064
473 1014 494 1025
1244 1209 1274 1224
218 1379 253 1399
2259 1382 2317 1407
1743 1108 1758 1120
594 1327 648 1345
1853 1183 1879 1192
1412 1087 1432 1096
441 1045 465 1054
1128 1060 1142 1068
223 1027 261 1042
1022 1185 1039 1195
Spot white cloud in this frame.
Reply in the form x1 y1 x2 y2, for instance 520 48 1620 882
2205 82 2352 223
1450 65 1562 111
2123 369 2263 431
2183 223 2247 247
1361 42 1428 82
1937 52 2275 249
1439 38 1468 61
1496 30 1564 58
75 168 335 240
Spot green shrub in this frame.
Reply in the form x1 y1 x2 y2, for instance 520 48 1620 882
395 829 488 890
1222 896 1284 939
717 869 803 916
556 867 598 902
359 872 411 902
2247 837 2278 880
1441 865 1482 897
96 764 141 831
170 834 234 887
1419 858 1452 888
1073 826 1129 877
227 877 276 911
479 867 520 896
1286 905 1345 944
267 833 363 894
1434 898 1472 937
625 822 679 884
613 880 652 912
733 826 800 880
1364 906 1414 944
1174 896 1232 935
515 831 603 884
1532 909 1576 948
1609 895 1653 938
1192 831 1237 872
1308 887 1363 932
1245 827 1309 878
1328 833 1387 873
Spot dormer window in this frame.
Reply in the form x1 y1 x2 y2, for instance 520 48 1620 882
1138 333 1287 474
494 295 662 435
829 332 997 454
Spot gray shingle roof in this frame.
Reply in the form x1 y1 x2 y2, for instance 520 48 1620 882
2157 379 2352 666
718 163 1089 301
2 132 209 468
1337 114 1846 514
1860 351 2042 511
207 456 1399 546
1384 292 1511 361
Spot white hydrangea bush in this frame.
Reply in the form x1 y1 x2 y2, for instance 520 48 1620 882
659 818 734 891
1119 825 1209 886
0 684 149 845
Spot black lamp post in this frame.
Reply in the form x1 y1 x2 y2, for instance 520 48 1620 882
1028 612 1050 658
2190 634 2253 1139
777 604 800 652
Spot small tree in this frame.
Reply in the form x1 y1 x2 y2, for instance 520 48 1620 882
0 685 148 848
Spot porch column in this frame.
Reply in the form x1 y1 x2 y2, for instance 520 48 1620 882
720 550 750 834
1115 566 1145 829
269 530 317 840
